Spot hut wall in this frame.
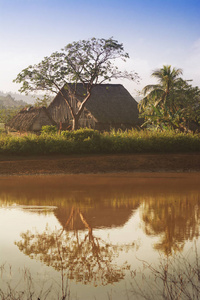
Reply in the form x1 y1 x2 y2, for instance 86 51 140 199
31 110 55 131
78 116 96 129
48 97 73 125
48 96 97 129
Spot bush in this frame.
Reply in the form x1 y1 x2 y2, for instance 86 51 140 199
0 129 199 155
61 128 100 141
41 125 57 135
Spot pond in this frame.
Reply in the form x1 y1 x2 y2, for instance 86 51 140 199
0 173 200 300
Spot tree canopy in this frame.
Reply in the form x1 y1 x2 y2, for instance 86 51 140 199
14 37 139 130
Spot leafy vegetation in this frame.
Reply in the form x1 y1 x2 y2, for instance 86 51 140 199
61 128 100 141
41 125 58 135
0 107 22 124
139 65 200 131
0 94 28 127
34 94 52 107
0 128 199 155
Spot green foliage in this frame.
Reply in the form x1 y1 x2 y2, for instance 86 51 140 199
41 125 57 135
34 95 52 107
139 65 200 131
14 37 137 95
139 65 183 111
171 78 200 125
141 104 183 130
61 128 100 141
0 107 22 123
0 129 200 155
0 123 4 134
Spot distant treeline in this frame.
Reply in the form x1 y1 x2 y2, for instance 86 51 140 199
0 90 36 104
0 94 28 123
0 94 27 109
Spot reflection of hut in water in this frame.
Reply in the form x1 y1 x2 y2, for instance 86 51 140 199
54 202 140 230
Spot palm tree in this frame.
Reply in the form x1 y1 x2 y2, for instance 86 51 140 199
139 65 183 112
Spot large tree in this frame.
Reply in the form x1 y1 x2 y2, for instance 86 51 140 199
14 37 138 130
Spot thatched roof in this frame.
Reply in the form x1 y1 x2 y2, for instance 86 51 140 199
6 106 56 131
48 84 139 124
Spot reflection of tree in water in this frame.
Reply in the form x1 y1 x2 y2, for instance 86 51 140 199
15 207 135 286
141 195 200 255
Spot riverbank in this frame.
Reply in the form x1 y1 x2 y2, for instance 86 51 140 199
0 153 200 175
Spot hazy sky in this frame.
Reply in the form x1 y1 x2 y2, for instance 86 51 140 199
0 0 200 97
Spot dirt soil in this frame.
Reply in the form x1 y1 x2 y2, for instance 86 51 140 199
0 153 200 175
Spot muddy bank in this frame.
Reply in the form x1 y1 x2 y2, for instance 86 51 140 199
0 153 200 175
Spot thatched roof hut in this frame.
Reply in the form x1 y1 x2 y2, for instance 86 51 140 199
48 84 140 130
6 106 56 132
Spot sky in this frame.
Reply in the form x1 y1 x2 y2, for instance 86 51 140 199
0 0 200 98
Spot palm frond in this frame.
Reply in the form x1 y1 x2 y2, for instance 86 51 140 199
139 88 164 112
142 84 161 96
151 65 183 86
138 96 149 112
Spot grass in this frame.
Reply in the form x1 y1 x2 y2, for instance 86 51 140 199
0 128 200 155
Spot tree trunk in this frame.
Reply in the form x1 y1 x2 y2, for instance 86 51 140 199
72 115 79 131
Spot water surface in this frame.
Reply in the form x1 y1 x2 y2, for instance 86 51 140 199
0 173 200 299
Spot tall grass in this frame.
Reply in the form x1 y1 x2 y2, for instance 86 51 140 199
0 128 200 155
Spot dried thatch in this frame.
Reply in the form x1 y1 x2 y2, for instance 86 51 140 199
48 84 140 130
6 106 56 132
